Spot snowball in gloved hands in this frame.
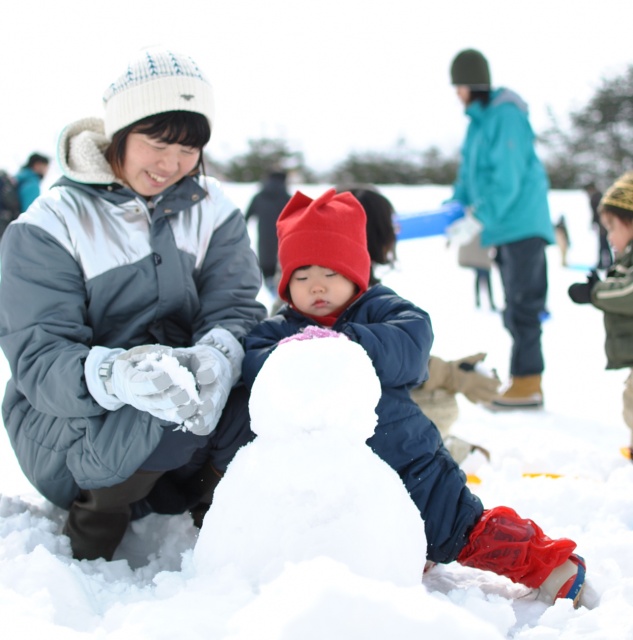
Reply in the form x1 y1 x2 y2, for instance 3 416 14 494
171 330 245 436
108 345 200 422
181 381 227 435
172 345 224 386
170 346 224 435
173 344 234 436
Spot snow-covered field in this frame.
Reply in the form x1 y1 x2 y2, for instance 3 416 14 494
1 184 632 639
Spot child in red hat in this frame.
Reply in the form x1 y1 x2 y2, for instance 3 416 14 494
242 188 587 606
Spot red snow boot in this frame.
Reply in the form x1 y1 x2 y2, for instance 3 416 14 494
457 506 581 604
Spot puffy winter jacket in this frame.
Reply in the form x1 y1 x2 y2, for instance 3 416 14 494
591 242 633 369
0 117 267 508
452 88 555 248
242 284 484 563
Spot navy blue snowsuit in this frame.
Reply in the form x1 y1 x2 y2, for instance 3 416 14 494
242 284 484 563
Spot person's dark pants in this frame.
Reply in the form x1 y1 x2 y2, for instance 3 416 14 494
63 470 163 561
63 385 254 561
474 268 495 310
495 237 547 377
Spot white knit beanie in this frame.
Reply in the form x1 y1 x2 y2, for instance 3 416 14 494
102 47 215 139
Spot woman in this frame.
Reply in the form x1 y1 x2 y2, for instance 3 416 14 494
448 49 554 409
0 48 267 561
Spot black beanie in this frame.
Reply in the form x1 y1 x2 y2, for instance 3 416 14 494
450 49 491 87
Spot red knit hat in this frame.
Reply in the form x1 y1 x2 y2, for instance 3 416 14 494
277 188 371 302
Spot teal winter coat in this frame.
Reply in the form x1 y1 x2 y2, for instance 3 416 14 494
15 167 43 212
452 88 555 248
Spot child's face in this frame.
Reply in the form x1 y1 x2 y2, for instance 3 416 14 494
288 265 357 317
601 212 633 255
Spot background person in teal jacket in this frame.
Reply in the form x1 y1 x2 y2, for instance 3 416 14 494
15 152 49 212
448 48 555 409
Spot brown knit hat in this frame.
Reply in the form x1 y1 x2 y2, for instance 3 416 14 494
600 171 633 213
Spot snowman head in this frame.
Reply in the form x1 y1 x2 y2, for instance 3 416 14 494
249 336 382 442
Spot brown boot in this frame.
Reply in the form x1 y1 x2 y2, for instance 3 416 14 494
491 374 543 409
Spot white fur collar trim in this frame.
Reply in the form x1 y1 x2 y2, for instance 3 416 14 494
57 117 121 185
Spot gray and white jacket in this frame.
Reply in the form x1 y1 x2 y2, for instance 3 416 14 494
0 117 266 508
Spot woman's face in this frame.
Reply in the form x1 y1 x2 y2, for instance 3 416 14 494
120 133 200 197
455 85 471 106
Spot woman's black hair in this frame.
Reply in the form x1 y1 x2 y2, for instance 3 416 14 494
337 185 397 286
468 89 491 106
105 111 211 179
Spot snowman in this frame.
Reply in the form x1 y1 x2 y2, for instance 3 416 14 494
193 331 427 587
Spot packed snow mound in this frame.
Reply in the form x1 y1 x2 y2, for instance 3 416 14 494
248 334 382 442
224 557 506 640
194 335 426 587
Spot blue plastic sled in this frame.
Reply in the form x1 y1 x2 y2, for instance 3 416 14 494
395 202 465 240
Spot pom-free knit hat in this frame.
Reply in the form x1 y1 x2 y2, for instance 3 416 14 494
450 49 491 87
102 47 215 138
600 171 633 213
276 188 371 302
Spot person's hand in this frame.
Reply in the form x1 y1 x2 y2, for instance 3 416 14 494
107 345 199 421
425 353 500 403
172 345 224 386
453 353 501 403
173 345 233 436
568 270 600 304
445 215 482 246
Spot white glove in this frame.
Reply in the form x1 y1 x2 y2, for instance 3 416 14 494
170 345 224 434
177 328 244 436
172 344 224 387
446 215 483 246
105 345 199 422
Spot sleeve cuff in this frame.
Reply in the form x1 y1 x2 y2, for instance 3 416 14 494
84 346 126 411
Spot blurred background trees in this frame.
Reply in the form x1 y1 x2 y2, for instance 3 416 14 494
541 64 633 188
208 65 633 189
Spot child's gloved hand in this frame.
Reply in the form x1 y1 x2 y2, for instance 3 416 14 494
278 326 348 345
568 270 600 304
425 353 501 404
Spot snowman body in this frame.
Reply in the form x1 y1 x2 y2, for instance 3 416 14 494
193 336 427 587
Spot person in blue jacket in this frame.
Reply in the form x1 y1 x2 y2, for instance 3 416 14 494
241 188 586 607
0 48 267 561
14 152 49 212
448 49 555 409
